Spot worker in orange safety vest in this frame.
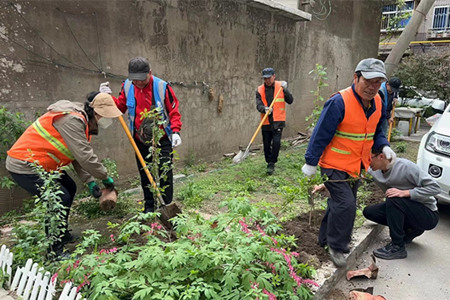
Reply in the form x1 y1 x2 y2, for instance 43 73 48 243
256 67 294 175
302 58 396 268
6 92 122 259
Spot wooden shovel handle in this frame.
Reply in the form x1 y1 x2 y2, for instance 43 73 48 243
387 104 396 142
118 115 165 204
247 85 284 146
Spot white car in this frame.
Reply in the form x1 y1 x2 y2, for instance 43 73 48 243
417 103 450 204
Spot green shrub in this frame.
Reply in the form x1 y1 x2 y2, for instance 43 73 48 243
395 141 407 153
56 198 317 299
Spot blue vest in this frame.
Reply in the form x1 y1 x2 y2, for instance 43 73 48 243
379 82 389 108
124 76 173 140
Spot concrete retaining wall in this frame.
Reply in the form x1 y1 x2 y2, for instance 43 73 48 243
0 0 382 181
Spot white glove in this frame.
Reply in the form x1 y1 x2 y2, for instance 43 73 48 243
99 82 112 94
264 107 273 114
302 164 317 177
172 133 182 148
280 81 287 89
382 146 396 169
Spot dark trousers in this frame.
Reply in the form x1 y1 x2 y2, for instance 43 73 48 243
318 168 359 252
134 135 173 212
262 128 283 164
363 197 439 247
9 171 76 249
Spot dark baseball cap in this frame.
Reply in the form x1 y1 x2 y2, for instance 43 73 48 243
128 57 150 81
388 77 402 93
262 68 275 78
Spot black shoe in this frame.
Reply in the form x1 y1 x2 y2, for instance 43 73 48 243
61 230 78 244
267 163 275 175
342 247 350 254
144 207 155 213
48 242 72 261
404 228 424 244
373 243 407 260
328 247 347 268
374 242 393 254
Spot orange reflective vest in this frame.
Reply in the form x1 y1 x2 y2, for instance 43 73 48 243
319 87 382 177
258 81 285 125
7 111 90 172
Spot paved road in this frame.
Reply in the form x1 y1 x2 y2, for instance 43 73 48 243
335 204 450 299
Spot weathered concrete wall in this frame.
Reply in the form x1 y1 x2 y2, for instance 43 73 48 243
0 0 382 181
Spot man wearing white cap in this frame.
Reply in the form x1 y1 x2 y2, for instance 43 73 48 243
301 58 396 268
6 92 122 259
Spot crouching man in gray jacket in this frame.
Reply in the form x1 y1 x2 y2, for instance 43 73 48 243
364 149 440 260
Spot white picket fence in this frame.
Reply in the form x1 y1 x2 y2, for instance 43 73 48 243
0 245 85 300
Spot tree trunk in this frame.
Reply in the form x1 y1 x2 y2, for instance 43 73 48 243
384 0 436 77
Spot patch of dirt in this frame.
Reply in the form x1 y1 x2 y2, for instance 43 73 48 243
280 181 385 269
281 209 327 267
324 288 348 300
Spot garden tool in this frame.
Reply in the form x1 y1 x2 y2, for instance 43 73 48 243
118 115 182 229
233 86 283 164
387 104 396 142
99 188 118 212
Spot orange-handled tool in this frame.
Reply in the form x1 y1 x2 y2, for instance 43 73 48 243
387 105 396 142
118 115 166 205
233 85 283 164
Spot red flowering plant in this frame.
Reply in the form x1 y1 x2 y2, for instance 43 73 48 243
54 198 317 299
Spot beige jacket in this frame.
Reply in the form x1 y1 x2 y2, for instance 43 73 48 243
6 100 107 183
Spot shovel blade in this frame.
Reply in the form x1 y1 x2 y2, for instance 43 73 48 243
232 149 249 164
232 150 244 164
157 203 182 230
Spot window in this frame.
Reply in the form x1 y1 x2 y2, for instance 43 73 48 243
432 6 450 30
381 0 414 31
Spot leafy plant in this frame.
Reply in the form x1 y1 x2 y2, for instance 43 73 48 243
280 140 290 150
395 141 407 153
0 106 30 191
395 47 450 103
0 106 30 160
306 64 328 129
10 162 66 267
140 108 173 205
177 181 213 208
55 198 317 299
101 158 119 180
74 193 138 219
0 176 15 189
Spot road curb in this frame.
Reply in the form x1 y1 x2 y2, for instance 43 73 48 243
313 222 383 299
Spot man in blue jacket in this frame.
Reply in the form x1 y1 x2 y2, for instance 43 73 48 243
301 58 396 267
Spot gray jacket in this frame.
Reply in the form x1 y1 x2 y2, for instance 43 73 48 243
6 100 107 183
369 158 440 211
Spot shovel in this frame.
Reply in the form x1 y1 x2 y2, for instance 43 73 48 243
233 86 283 164
118 115 182 230
387 104 396 142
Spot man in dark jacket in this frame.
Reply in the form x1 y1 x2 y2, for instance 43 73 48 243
301 58 395 268
379 77 401 136
256 68 294 175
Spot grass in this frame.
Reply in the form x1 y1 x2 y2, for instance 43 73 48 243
174 138 421 224
174 143 324 219
0 138 421 229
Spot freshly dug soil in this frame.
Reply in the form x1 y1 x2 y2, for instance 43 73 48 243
280 181 385 268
